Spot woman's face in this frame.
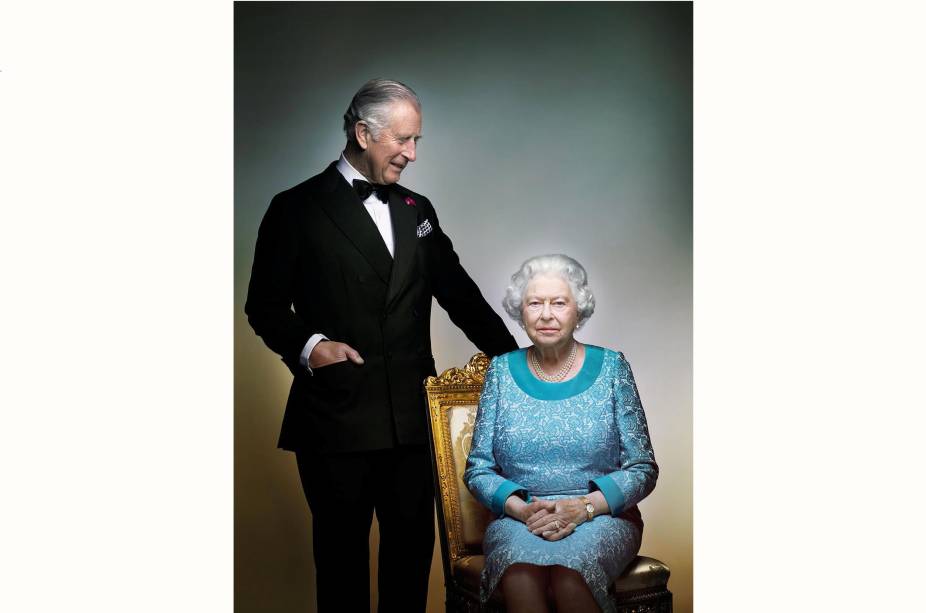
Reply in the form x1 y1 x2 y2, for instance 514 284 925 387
520 274 579 351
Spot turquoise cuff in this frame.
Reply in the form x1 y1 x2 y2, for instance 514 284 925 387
591 476 626 516
492 480 527 517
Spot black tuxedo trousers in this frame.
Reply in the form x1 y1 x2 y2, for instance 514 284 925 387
296 445 434 612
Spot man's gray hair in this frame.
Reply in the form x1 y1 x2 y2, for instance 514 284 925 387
343 78 421 143
502 254 596 327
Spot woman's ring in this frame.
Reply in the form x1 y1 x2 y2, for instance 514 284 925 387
553 520 561 530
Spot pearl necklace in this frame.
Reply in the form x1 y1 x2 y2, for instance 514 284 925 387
530 341 578 382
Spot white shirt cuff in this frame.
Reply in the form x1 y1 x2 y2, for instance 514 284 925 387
299 333 328 374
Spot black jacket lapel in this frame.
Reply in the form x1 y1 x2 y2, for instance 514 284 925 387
317 164 393 285
385 188 419 307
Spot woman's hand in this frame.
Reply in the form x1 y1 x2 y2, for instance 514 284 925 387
505 496 554 524
525 498 589 541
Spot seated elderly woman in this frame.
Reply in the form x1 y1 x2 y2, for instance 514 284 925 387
463 254 658 613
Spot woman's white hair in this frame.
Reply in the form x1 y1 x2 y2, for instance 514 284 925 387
502 254 596 327
343 78 421 142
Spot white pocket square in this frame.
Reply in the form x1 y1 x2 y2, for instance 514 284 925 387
416 219 433 238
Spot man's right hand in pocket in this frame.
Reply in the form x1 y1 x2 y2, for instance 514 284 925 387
309 340 365 369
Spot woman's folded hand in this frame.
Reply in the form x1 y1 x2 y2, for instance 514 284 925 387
505 497 554 524
520 499 555 523
525 498 588 541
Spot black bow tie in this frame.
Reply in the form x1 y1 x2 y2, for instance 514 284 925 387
353 179 391 203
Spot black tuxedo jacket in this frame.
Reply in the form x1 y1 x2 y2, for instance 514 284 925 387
246 162 518 452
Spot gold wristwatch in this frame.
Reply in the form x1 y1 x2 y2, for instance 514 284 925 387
580 496 594 522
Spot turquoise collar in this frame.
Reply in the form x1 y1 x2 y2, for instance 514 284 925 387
509 345 604 400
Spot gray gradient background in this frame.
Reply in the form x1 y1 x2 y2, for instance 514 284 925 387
235 2 691 611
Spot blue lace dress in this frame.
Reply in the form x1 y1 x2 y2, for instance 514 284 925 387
462 346 658 612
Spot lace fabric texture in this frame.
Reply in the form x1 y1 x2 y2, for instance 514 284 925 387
463 347 658 612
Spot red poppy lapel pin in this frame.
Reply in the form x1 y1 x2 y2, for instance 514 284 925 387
404 196 416 206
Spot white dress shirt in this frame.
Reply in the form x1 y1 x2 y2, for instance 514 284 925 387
336 154 396 256
299 154 396 372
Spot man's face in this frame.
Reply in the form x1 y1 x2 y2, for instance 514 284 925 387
357 100 422 185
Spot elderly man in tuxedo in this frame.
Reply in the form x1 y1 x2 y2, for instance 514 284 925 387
245 79 518 612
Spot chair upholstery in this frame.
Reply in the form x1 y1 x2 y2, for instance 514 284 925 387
425 353 673 612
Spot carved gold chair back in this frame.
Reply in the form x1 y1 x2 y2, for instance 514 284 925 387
425 353 493 562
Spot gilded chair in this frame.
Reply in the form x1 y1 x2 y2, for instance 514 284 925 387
425 353 673 613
